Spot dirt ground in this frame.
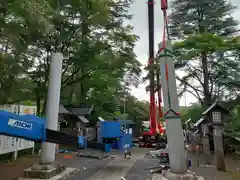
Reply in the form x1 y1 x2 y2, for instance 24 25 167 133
0 153 149 180
0 153 81 180
1 148 240 180
0 154 38 180
0 148 147 180
189 152 240 180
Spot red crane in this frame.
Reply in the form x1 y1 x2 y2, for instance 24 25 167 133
139 0 167 148
141 0 165 140
147 0 157 136
147 0 167 136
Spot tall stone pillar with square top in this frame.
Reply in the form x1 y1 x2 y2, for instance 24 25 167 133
202 123 211 165
213 125 225 171
158 41 187 173
211 104 226 171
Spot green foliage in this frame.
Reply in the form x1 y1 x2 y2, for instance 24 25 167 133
169 0 240 106
225 105 240 133
169 0 238 38
180 104 205 123
143 0 240 104
113 111 129 120
174 34 240 100
0 0 148 127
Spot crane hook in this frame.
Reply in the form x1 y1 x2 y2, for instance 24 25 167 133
161 0 168 11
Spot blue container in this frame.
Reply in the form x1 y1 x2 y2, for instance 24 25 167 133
100 121 121 139
98 119 133 153
118 134 132 152
112 143 118 149
78 136 87 148
104 144 111 153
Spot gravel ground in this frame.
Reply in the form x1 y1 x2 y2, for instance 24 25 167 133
0 152 111 180
86 148 150 180
0 148 148 180
124 156 160 180
0 155 39 180
57 152 111 180
188 151 240 180
190 166 232 180
6 148 239 180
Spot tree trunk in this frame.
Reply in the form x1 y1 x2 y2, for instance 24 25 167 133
35 89 41 116
77 68 87 103
68 86 75 104
41 98 47 116
41 52 50 116
201 52 211 106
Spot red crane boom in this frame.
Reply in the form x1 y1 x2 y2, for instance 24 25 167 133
147 0 157 135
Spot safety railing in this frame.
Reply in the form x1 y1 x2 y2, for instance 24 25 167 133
0 105 36 159
0 134 34 159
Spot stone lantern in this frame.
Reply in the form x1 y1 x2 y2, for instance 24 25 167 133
202 102 230 171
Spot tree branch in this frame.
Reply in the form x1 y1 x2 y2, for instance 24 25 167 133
61 67 81 85
186 63 204 87
176 75 203 102
186 89 204 105
63 69 93 87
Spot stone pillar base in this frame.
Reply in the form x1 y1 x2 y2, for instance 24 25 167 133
19 164 78 179
160 170 204 180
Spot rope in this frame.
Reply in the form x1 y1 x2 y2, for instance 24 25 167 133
158 0 168 53
157 12 167 53
158 0 172 112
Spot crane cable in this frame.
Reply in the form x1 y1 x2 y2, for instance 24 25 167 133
158 0 168 53
158 0 175 115
157 0 167 126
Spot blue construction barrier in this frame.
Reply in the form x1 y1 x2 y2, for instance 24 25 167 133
99 121 121 139
97 119 134 153
118 133 132 152
117 120 134 152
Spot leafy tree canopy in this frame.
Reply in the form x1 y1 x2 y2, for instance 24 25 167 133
0 0 148 127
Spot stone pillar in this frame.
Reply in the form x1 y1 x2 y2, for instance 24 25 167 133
76 122 82 136
158 41 187 173
190 132 196 151
39 53 63 165
213 126 225 171
202 123 211 165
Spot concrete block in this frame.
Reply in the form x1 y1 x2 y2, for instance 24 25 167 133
19 167 79 180
152 173 204 180
161 170 204 180
23 164 67 179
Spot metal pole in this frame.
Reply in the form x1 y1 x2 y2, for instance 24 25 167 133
158 41 187 173
39 53 63 164
147 0 157 134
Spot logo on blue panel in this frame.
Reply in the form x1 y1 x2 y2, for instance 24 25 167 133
8 119 32 130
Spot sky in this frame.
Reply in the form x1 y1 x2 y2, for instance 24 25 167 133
128 0 240 106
